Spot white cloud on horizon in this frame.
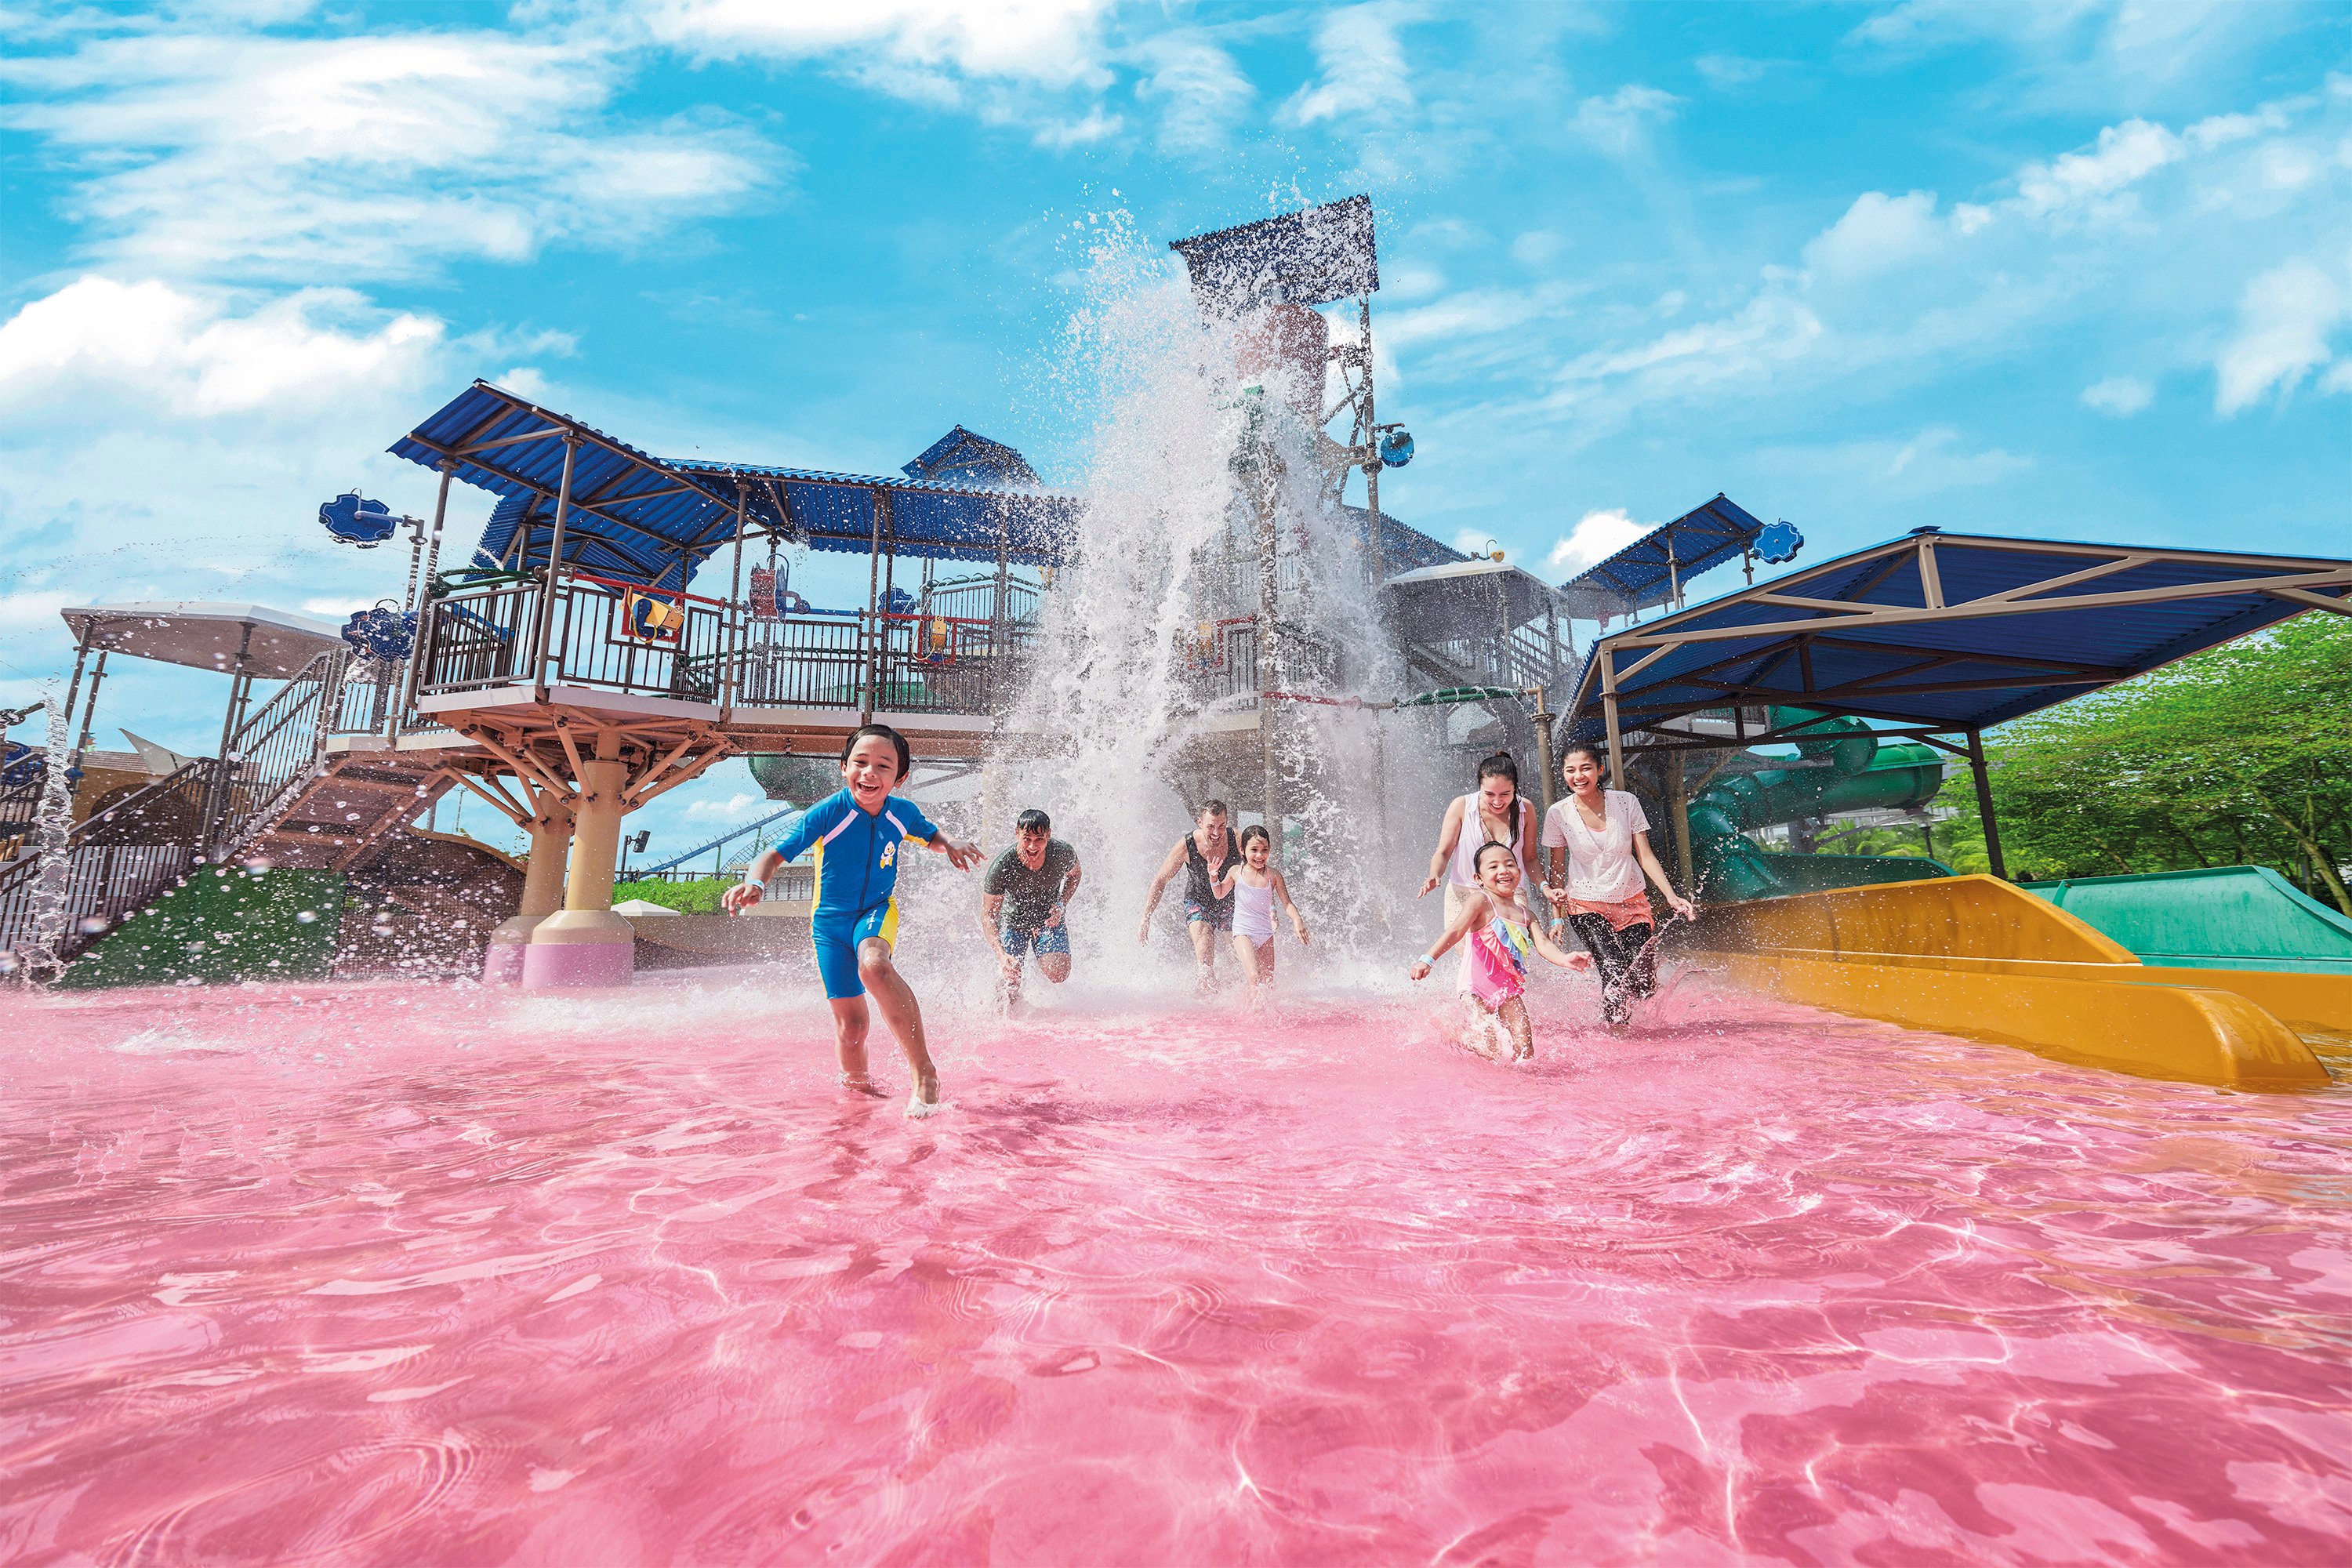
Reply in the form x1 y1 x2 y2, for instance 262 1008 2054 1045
1545 508 1650 575
2214 257 2348 414
2 26 780 285
1570 84 1680 159
0 276 443 419
1281 3 1414 126
2081 374 2154 415
646 0 1115 92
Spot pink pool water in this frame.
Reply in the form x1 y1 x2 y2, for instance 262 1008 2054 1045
4 971 2350 1566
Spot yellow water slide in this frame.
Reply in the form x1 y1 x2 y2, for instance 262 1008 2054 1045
1682 875 2335 1090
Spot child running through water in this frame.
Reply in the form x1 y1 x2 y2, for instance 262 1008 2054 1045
723 724 982 1116
1410 840 1592 1061
1208 825 1308 1011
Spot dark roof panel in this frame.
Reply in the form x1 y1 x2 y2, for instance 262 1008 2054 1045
1571 530 2352 735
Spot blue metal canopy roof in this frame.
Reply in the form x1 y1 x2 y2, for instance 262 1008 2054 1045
1568 528 2352 737
1347 503 1468 574
675 459 1080 569
901 426 1040 487
393 381 1080 586
394 383 743 588
1555 494 1769 622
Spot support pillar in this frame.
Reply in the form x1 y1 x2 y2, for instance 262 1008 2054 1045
523 746 633 988
482 804 572 984
1967 728 2007 880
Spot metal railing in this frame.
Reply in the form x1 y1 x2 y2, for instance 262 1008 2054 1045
0 757 216 959
212 649 342 854
416 566 1042 718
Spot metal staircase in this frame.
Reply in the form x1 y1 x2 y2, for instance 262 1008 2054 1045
0 649 454 968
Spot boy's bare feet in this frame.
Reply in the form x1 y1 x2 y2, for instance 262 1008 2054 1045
906 1064 942 1118
838 1072 889 1098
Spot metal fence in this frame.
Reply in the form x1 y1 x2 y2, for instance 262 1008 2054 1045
416 567 1041 718
212 649 339 853
0 757 215 957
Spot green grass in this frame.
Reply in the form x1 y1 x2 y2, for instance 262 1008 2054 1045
613 877 732 914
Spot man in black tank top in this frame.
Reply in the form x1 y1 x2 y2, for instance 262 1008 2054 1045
1138 800 1242 995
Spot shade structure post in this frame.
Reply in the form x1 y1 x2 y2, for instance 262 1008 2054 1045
1257 464 1280 853
396 461 456 734
1967 728 2007 880
1601 648 1625 811
1669 749 1695 891
56 637 90 769
1359 296 1385 590
524 731 633 989
484 790 572 984
70 649 108 771
1531 684 1557 840
532 437 580 702
862 488 884 724
722 487 746 718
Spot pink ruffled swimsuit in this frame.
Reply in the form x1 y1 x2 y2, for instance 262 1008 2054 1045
1464 910 1533 1009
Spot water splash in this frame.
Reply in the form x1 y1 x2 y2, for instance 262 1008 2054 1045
20 695 78 983
989 213 1416 990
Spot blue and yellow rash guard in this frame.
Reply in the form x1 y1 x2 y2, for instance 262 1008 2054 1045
779 786 940 999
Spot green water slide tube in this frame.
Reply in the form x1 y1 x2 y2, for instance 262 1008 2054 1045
1685 709 1952 902
2025 866 2352 975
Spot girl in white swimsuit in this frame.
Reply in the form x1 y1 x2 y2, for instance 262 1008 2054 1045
1210 824 1310 1011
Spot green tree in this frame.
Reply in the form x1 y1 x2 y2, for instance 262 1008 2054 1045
1944 613 2352 910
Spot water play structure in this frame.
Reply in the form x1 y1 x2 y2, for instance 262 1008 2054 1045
2 196 2349 1089
9 195 2352 1566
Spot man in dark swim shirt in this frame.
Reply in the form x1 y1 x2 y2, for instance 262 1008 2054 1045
981 808 1082 1011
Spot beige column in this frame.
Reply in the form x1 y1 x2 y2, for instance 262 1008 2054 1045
523 740 635 988
481 797 571 984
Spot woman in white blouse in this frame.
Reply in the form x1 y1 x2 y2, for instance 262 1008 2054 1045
1540 743 1697 1025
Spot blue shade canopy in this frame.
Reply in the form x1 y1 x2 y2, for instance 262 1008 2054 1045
901 426 1040 487
1348 503 1468 574
394 382 742 588
676 459 1081 569
1569 529 2352 736
1555 494 1769 622
393 382 1081 586
1169 194 1378 313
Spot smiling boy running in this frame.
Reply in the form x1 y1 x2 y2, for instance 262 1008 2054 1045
725 724 982 1115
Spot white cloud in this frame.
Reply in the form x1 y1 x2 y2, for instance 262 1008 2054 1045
2081 374 2154 415
2214 258 2347 415
647 0 1113 91
1559 293 1824 394
1381 287 1563 350
1694 53 1767 89
1803 190 1946 280
685 790 768 822
1282 3 1413 126
1545 509 1650 575
2 29 779 283
0 276 443 419
2015 117 2183 217
1133 31 1253 153
1570 84 1680 158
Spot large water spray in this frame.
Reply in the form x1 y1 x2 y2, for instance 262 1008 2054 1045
987 220 1421 988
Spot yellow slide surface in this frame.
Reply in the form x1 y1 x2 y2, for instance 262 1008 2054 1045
1686 875 2331 1091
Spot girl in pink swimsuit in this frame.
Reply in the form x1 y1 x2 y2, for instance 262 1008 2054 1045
1410 841 1592 1061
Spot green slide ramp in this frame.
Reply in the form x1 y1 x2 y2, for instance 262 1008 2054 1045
2024 866 2352 975
1688 708 1954 902
60 866 345 988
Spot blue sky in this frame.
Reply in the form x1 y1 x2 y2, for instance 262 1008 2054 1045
4 0 2348 855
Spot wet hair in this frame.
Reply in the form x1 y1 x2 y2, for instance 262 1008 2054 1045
1238 824 1271 851
1015 808 1051 833
840 723 910 782
1197 800 1229 820
1475 753 1519 789
1474 840 1517 874
1561 742 1606 769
